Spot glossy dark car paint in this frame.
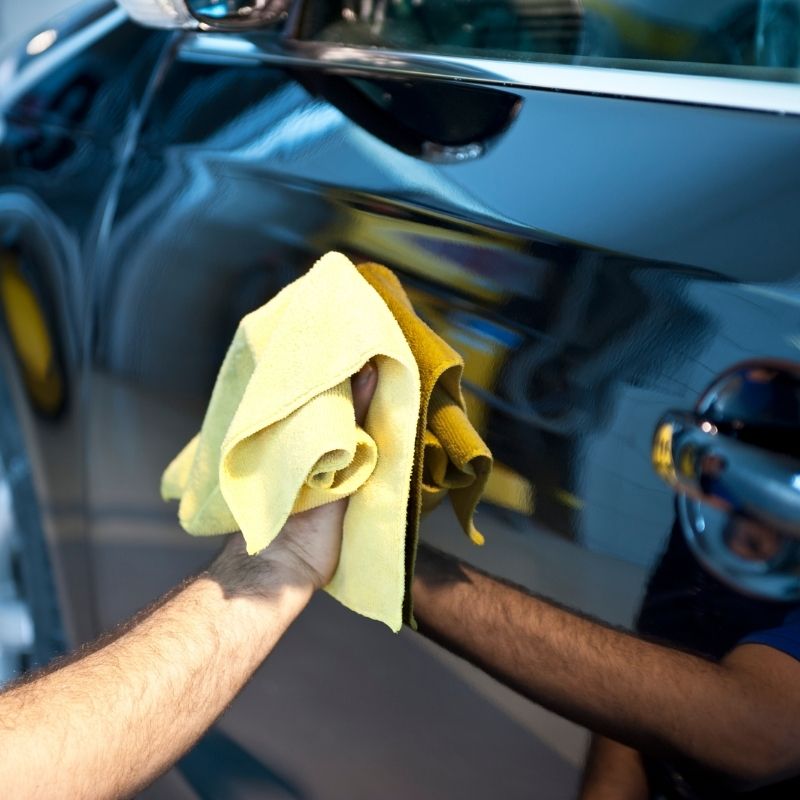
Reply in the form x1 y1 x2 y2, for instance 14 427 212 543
1 2 799 797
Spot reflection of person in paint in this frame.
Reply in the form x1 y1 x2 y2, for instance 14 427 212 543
412 511 800 797
417 355 800 797
582 512 800 799
725 516 786 562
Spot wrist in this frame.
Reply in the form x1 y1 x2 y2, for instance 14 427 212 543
208 537 318 601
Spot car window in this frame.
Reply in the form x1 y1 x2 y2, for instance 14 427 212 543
296 0 800 83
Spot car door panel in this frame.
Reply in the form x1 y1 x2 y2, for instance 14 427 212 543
2 2 799 796
80 28 800 796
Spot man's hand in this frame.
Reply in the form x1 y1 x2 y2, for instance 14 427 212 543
211 360 379 593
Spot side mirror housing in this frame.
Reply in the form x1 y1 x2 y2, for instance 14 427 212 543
116 0 292 30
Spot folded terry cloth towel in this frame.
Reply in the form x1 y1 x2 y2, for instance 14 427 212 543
162 252 420 632
357 263 493 624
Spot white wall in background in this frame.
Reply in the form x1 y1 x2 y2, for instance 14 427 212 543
0 0 82 49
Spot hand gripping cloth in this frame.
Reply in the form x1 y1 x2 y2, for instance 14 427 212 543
357 263 493 625
161 252 420 632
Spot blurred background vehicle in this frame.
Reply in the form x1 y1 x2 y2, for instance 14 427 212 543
0 1 799 797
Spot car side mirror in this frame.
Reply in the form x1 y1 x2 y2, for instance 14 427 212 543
116 0 293 30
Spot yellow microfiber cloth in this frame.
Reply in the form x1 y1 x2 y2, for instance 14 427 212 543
161 252 421 632
357 263 493 624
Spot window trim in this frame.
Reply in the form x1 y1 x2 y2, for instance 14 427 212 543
179 33 800 116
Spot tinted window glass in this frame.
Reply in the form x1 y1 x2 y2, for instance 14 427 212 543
298 0 800 82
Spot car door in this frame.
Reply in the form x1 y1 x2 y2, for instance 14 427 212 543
91 1 800 797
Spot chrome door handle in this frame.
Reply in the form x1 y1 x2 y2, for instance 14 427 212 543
653 410 800 539
651 361 800 600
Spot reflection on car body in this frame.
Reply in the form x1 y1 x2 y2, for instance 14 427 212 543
0 1 799 798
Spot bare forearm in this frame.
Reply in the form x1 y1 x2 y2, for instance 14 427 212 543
0 554 312 800
413 545 795 782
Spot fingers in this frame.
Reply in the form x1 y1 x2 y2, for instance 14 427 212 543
352 360 378 427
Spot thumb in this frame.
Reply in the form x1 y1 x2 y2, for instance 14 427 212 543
352 360 378 427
